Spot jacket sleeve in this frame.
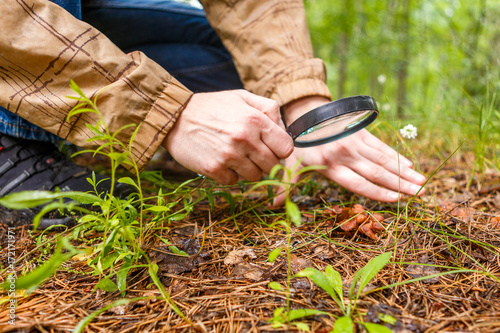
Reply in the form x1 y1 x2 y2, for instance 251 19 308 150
200 0 331 107
0 0 193 171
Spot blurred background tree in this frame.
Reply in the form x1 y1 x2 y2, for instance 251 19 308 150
305 0 500 167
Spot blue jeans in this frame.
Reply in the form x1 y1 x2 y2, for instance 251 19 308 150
0 0 242 142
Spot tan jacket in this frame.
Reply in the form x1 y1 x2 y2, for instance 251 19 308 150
0 0 330 170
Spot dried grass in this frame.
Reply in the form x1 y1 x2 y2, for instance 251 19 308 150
1 155 499 333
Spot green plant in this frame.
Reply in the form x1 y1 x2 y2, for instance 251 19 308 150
467 88 498 185
0 81 193 328
257 162 332 331
294 252 393 333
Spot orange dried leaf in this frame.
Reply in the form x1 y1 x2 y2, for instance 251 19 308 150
324 204 343 216
359 223 377 240
355 213 368 224
351 204 366 214
492 216 500 228
371 213 384 223
371 220 385 231
340 218 358 231
339 207 351 221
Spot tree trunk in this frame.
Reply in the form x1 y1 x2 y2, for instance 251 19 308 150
396 0 411 117
337 32 348 99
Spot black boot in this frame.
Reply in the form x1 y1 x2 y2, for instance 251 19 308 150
0 134 133 229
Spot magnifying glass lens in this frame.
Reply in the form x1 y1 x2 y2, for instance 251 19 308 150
295 110 374 143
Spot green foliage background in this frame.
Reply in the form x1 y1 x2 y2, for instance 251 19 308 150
305 0 500 159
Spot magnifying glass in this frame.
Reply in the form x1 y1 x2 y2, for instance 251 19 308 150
286 95 379 148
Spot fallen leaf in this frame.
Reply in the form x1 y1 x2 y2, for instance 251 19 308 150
290 254 311 274
491 216 500 228
224 248 257 265
325 204 386 240
313 245 336 260
231 262 264 281
405 255 440 284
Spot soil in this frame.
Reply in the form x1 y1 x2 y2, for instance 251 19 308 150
0 153 499 333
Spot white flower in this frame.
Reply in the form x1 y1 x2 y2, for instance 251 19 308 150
377 74 387 85
400 124 418 139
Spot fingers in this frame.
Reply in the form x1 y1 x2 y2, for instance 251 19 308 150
259 120 294 160
355 131 427 194
360 131 413 168
164 90 294 185
230 158 263 183
323 165 404 202
342 158 425 199
233 90 282 125
214 169 239 185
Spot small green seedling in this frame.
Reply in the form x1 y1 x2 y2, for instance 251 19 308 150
295 252 393 333
269 307 330 332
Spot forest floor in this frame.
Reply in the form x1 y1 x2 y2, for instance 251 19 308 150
0 152 499 333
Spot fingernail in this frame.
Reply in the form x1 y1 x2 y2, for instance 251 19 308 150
389 192 400 201
415 174 426 184
411 184 424 193
403 159 413 167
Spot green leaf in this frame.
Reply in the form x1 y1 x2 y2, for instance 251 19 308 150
128 122 141 148
294 322 310 331
351 252 391 300
325 265 344 303
268 248 282 263
268 163 285 180
156 235 189 256
285 198 302 226
147 261 186 319
349 267 364 301
68 79 88 100
95 277 118 292
67 108 100 123
270 307 328 326
63 191 104 205
173 178 199 193
33 201 76 230
362 323 393 333
295 164 327 176
118 177 139 190
111 153 133 167
168 208 193 222
73 297 145 333
285 308 330 322
101 251 119 271
331 316 354 333
0 191 59 209
85 123 106 136
268 281 285 291
2 238 76 291
295 267 344 311
268 307 288 328
146 205 172 213
102 229 119 257
214 191 235 215
273 307 285 318
378 313 397 325
206 190 215 210
247 179 286 193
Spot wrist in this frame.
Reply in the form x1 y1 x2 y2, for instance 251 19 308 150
282 96 331 125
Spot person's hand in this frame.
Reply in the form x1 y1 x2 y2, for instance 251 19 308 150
163 90 294 185
272 96 427 206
